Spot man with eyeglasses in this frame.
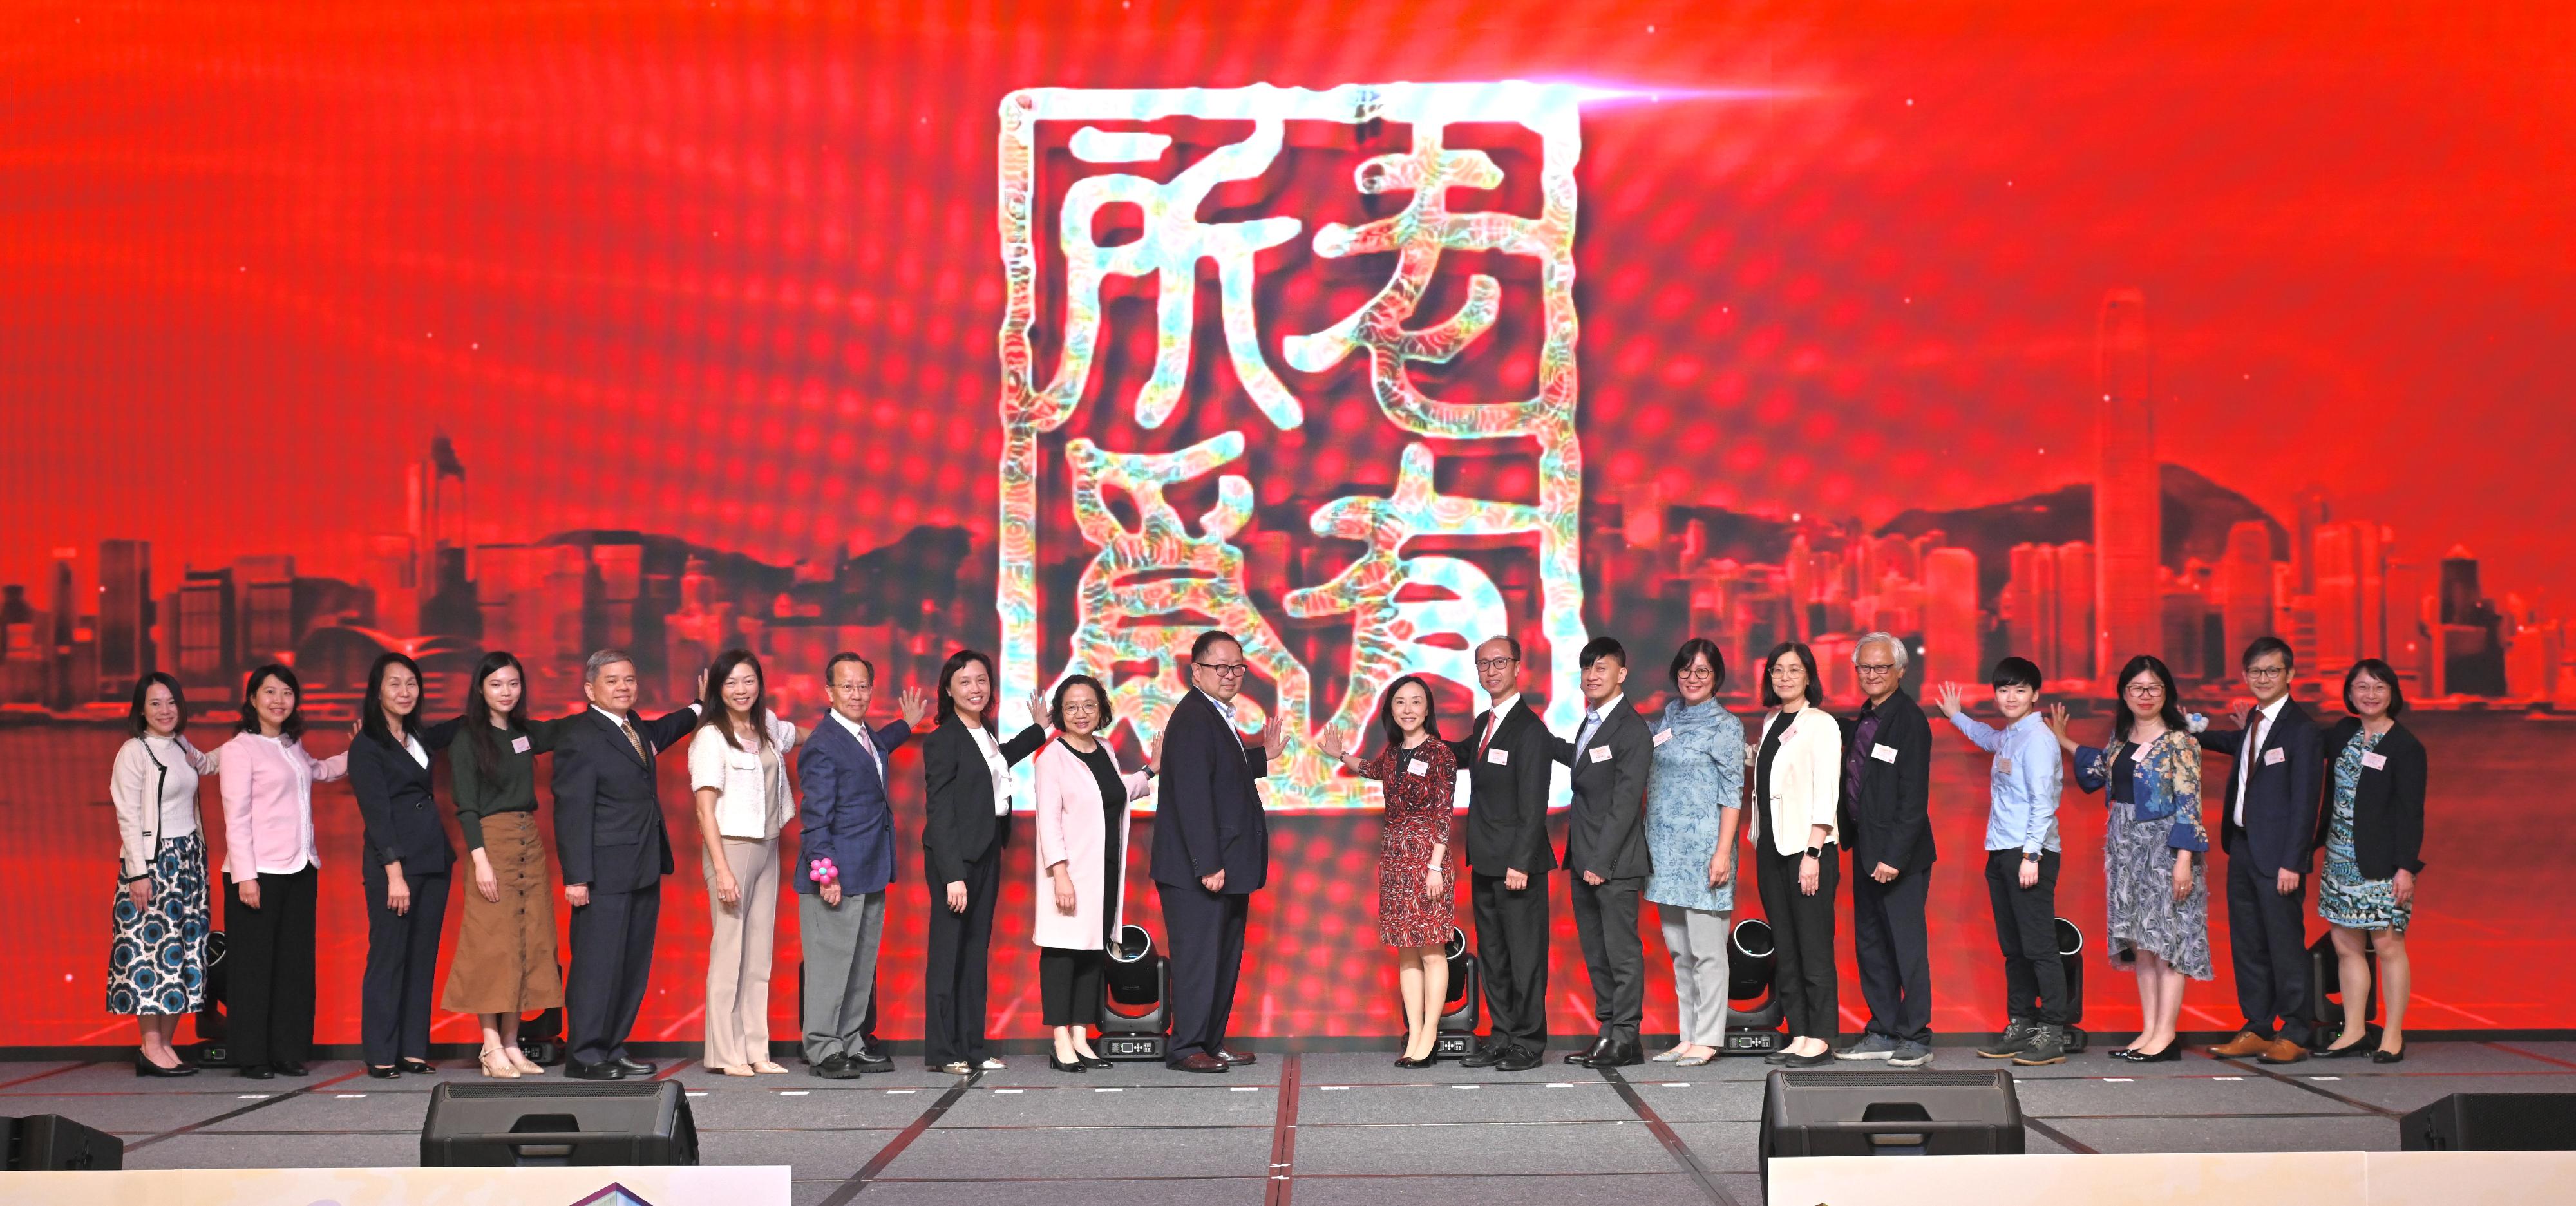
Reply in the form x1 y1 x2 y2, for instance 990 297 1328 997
1835 632 1938 1068
2198 636 2324 1065
1150 630 1285 1073
1441 636 1558 1073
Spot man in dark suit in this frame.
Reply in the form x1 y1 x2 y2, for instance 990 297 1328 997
1836 633 1938 1067
1443 635 1558 1073
2200 636 2324 1065
1151 630 1284 1073
553 649 707 1080
1548 637 1653 1069
797 652 929 1078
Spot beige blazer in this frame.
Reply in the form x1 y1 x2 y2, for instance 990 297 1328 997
1751 705 1843 856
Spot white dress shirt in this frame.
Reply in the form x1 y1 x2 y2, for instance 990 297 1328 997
2234 695 2289 827
829 708 884 784
968 723 1014 816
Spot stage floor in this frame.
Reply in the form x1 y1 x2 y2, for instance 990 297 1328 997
8 1041 2573 1204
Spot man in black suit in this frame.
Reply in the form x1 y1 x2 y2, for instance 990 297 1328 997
2200 636 2324 1065
553 649 706 1080
1150 630 1284 1073
1443 636 1558 1073
1549 637 1653 1069
1836 632 1938 1068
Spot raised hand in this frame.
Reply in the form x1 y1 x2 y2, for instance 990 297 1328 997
898 686 931 728
1316 728 1345 760
1151 723 1168 773
1259 708 1286 757
1935 681 1964 717
2045 702 2078 753
1029 688 1050 729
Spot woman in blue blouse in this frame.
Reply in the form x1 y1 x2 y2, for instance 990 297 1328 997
1644 639 1745 1066
2047 654 2210 1063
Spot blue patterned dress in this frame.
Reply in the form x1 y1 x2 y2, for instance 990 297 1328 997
2319 730 2410 932
1645 698 1746 913
107 735 213 1015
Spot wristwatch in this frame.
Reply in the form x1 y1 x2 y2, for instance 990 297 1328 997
1804 845 1824 860
2022 851 2043 863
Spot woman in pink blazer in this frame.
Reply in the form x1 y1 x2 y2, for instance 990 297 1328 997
1030 675 1155 1073
215 664 350 1079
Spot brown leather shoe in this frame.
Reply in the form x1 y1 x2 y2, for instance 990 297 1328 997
2255 1038 2309 1065
1217 1048 1258 1066
1166 1051 1229 1073
2208 1031 2271 1059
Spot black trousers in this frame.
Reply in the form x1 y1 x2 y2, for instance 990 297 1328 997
1471 871 1549 1051
222 865 317 1068
1985 849 2067 1026
1756 842 1841 1040
2224 833 2313 1043
1159 881 1250 1059
1569 874 1645 1044
922 836 1003 1066
360 865 451 1066
1851 862 1934 1043
565 880 661 1066
1039 947 1104 1028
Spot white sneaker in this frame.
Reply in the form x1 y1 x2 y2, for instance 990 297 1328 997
978 1058 1007 1070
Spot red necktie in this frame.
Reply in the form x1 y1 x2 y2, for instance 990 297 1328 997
1477 711 1499 762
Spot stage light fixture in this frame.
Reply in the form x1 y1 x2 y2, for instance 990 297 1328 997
2054 918 2090 1053
1097 924 1171 1061
1723 918 1786 1055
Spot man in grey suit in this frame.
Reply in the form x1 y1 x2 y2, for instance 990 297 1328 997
1549 637 1654 1068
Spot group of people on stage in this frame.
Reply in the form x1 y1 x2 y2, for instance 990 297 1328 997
104 625 2429 1080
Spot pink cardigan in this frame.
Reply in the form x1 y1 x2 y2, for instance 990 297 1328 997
217 731 349 883
1029 739 1153 952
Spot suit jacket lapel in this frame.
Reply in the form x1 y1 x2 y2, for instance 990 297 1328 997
597 709 648 769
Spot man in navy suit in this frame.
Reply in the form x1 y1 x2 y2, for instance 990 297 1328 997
796 652 929 1077
2199 636 2325 1065
553 649 709 1080
1151 630 1285 1073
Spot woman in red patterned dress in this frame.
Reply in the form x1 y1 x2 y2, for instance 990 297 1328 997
1321 675 1457 1068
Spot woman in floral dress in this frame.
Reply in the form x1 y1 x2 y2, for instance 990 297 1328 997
1323 675 1457 1068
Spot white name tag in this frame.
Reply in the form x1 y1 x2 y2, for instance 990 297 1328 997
1871 743 1899 764
1652 729 1673 747
2360 751 2387 771
1995 756 2015 776
1486 748 1510 766
2263 747 2286 766
1406 758 1430 777
1588 744 1613 764
511 736 532 754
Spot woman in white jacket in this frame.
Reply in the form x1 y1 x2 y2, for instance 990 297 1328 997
690 650 800 1076
1748 641 1843 1067
108 672 220 1076
1030 675 1155 1073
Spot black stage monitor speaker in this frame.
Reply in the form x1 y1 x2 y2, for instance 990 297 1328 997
420 1080 697 1167
1759 1069 2023 1194
1 1114 124 1171
2400 1092 2576 1151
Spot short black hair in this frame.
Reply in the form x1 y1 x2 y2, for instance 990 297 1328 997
1989 657 2043 691
1189 629 1240 663
2342 658 2407 719
1480 634 1523 662
1050 674 1113 730
1760 641 1824 708
128 672 187 737
1669 638 1725 693
237 663 305 739
824 652 875 686
1578 636 1626 670
2242 635 2295 670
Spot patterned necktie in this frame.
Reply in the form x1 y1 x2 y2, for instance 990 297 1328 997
621 721 646 762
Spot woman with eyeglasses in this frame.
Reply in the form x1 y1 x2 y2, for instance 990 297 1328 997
2047 654 2210 1062
2314 659 2427 1064
1643 639 1744 1068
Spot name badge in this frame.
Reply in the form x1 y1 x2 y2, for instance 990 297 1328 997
1995 756 2015 776
1652 729 1673 747
1588 744 1613 764
1486 748 1510 766
2263 747 2286 766
1406 758 1430 777
2360 751 2388 771
1871 743 1899 764
511 736 532 754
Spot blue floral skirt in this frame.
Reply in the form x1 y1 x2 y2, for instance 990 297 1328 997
107 832 210 1015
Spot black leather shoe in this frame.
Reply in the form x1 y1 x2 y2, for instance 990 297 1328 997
1460 1042 1507 1069
2371 1046 2406 1064
1591 1039 1645 1068
1394 1053 1435 1069
366 1064 402 1080
612 1057 656 1077
1217 1047 1258 1066
1079 1053 1113 1069
1166 1052 1229 1073
564 1059 626 1080
1571 1035 1616 1066
849 1048 895 1073
1495 1046 1544 1073
134 1053 198 1078
271 1060 308 1077
813 1054 860 1079
2113 1044 2181 1063
1049 1054 1090 1073
398 1058 435 1075
238 1064 274 1079
1782 1048 1834 1068
1763 1046 1798 1065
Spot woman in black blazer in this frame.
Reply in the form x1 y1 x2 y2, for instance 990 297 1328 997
918 648 1048 1074
347 652 464 1078
2314 659 2427 1063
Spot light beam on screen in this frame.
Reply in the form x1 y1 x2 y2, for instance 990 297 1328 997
994 82 1589 811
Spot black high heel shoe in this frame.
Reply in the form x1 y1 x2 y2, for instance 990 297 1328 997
1048 1053 1090 1073
1079 1053 1113 1069
1394 1053 1435 1069
133 1052 198 1077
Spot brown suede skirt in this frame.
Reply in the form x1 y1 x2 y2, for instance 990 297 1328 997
439 811 564 1015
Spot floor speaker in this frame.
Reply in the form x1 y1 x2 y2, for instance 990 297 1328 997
420 1080 697 1167
1759 1069 2023 1195
1 1113 124 1171
2400 1092 2576 1151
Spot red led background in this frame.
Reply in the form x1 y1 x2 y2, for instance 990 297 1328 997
4 2 2572 1048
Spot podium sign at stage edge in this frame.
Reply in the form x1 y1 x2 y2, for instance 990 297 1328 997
994 83 1589 808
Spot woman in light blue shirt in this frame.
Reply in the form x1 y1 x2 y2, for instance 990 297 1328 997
1643 638 1745 1066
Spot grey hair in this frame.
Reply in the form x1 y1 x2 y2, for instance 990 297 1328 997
1854 631 1909 670
584 648 636 682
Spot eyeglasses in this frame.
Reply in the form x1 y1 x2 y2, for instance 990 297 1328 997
1195 662 1249 679
1474 658 1519 671
1854 664 1899 677
2244 666 2289 680
2125 684 2166 698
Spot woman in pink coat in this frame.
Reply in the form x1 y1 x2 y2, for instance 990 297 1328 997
1030 675 1156 1073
